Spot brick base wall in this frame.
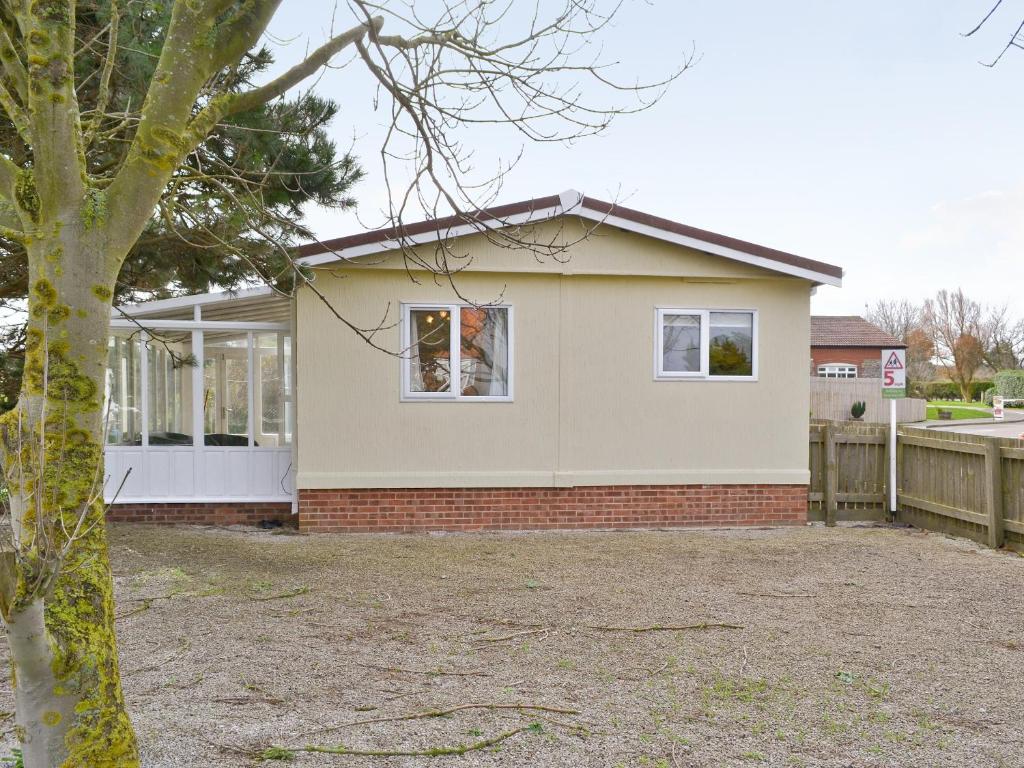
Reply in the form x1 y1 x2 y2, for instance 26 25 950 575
107 502 294 527
298 484 808 534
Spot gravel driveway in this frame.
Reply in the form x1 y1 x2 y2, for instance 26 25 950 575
2 523 1022 768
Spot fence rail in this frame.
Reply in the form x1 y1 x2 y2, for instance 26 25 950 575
809 421 1024 549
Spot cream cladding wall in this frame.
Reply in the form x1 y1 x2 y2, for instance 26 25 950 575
295 221 812 489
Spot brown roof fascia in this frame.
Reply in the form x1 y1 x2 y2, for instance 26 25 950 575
295 194 844 281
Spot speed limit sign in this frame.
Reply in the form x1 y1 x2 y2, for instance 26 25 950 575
881 349 906 399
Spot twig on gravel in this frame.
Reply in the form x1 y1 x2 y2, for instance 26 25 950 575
474 627 550 644
302 702 580 737
200 736 259 757
586 622 743 632
357 662 490 677
252 585 310 601
737 591 815 598
211 695 285 705
114 593 177 620
265 726 532 759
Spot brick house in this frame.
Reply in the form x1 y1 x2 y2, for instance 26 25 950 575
810 316 905 379
106 191 844 532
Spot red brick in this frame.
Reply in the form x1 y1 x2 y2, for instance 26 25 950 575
297 485 807 533
108 502 293 527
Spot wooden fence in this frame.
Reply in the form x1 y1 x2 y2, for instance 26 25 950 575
810 377 926 423
809 421 888 523
809 421 1024 549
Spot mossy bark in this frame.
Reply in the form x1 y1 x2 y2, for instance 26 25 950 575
0 231 138 767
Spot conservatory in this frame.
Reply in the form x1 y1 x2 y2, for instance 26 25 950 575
105 287 295 506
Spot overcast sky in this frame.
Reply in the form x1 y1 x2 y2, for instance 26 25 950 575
267 1 1024 316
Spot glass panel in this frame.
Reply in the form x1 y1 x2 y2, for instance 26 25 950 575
203 332 250 446
146 333 194 445
460 307 509 397
408 308 452 393
105 334 142 445
256 333 292 446
709 312 754 377
662 313 701 373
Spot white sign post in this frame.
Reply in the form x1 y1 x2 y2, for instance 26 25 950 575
993 396 1004 421
881 349 906 515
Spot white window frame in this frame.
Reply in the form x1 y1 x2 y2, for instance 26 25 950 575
400 302 514 402
818 363 857 379
654 307 758 382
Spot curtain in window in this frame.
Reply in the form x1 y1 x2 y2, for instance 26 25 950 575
460 307 509 397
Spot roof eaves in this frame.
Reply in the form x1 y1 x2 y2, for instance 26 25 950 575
296 191 844 286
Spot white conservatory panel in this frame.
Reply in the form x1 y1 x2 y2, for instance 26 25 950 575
104 447 294 503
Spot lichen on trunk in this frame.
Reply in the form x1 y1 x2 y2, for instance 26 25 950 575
1 238 138 766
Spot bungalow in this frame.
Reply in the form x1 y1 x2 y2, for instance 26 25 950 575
105 191 843 532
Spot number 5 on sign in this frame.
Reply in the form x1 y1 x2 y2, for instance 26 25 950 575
881 349 906 399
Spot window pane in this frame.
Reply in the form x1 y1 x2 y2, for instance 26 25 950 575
409 308 452 393
146 334 194 445
257 333 292 446
203 333 250 446
818 365 856 379
709 312 754 377
662 314 701 372
106 334 142 445
460 307 509 397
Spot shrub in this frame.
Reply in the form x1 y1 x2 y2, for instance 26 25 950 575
850 401 866 419
994 370 1024 400
983 387 996 406
925 381 961 401
970 380 993 401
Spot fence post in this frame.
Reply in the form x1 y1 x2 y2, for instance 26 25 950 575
893 430 903 523
824 422 837 527
985 440 1004 549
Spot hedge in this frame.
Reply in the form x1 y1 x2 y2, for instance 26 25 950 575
994 370 1024 400
924 381 962 401
923 380 993 402
971 380 994 400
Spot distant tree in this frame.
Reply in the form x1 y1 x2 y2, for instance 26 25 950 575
904 327 936 384
924 289 985 401
866 298 921 341
867 299 934 383
981 305 1024 371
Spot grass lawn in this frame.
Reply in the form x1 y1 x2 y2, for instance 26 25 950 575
926 401 991 421
926 406 990 420
927 400 990 409
8 524 1021 767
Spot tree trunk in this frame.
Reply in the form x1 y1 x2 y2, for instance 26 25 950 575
0 234 139 767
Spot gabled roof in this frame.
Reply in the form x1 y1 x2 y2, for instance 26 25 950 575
810 316 905 348
296 190 844 287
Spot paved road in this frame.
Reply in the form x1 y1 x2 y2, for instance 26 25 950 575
937 420 1024 438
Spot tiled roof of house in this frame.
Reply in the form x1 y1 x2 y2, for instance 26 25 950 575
810 316 905 348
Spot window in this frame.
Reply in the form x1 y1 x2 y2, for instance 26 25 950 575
818 363 857 379
655 308 757 380
402 304 512 400
106 333 142 445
